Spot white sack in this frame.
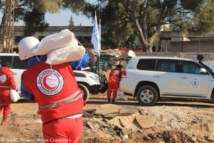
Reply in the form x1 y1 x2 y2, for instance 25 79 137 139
10 89 20 102
116 92 128 101
46 45 85 65
34 29 78 55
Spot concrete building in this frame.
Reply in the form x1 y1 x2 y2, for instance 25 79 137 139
157 26 214 52
14 26 94 49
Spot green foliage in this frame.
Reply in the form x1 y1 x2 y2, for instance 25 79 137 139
90 0 212 51
191 0 214 34
181 0 203 11
23 8 49 36
63 0 86 13
170 0 214 35
33 0 64 13
85 1 135 49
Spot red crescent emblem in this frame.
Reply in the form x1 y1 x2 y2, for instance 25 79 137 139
42 74 57 90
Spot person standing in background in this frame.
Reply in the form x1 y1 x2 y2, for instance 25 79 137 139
107 65 122 104
0 62 16 125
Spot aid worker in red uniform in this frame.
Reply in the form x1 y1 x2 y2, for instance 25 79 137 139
107 65 122 103
0 62 16 125
18 37 85 143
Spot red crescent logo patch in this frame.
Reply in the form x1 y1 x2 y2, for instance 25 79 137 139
37 69 64 96
0 74 7 84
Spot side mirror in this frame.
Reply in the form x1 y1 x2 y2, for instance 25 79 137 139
200 68 207 74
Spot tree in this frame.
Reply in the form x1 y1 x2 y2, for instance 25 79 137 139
82 1 135 49
170 0 214 35
85 0 213 52
113 0 204 52
68 16 74 26
23 8 49 36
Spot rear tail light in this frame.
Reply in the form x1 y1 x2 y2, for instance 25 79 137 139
121 71 127 78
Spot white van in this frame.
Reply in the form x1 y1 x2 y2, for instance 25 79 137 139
0 53 107 101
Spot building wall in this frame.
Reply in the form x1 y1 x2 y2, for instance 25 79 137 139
157 31 214 52
170 41 214 52
14 26 94 49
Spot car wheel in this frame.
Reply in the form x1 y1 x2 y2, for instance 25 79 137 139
136 85 158 106
78 84 90 102
211 91 214 103
211 98 214 103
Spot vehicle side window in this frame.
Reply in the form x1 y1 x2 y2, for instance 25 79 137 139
181 61 202 74
0 56 12 66
12 56 28 69
156 60 178 72
137 59 156 71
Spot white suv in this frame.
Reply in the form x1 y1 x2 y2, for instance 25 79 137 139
119 55 214 106
0 53 107 101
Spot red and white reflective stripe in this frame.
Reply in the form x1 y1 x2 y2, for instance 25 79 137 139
0 104 10 105
66 114 82 119
109 76 119 80
39 90 82 111
0 86 10 88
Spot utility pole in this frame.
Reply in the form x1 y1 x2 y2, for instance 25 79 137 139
0 0 15 53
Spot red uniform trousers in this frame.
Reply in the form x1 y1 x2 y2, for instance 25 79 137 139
0 95 12 117
43 116 83 143
107 78 119 99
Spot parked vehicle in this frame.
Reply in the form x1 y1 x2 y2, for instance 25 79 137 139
0 53 107 101
119 55 214 106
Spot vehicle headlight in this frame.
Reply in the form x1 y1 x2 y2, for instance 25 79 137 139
90 75 100 84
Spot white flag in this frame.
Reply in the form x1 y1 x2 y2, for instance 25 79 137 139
91 14 101 56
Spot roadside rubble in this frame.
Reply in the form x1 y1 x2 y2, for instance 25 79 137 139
81 104 214 143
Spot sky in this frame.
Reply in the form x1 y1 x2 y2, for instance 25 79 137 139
12 9 93 26
46 10 93 26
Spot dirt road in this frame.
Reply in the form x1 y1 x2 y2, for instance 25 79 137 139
0 93 213 143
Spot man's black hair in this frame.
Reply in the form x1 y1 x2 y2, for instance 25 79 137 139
3 62 11 68
116 65 122 68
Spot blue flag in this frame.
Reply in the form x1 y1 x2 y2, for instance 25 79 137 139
91 14 101 56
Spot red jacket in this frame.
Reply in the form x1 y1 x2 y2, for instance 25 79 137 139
23 61 85 123
0 67 16 96
109 67 122 81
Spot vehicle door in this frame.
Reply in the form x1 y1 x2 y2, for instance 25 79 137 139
11 56 28 93
153 59 179 95
179 60 211 97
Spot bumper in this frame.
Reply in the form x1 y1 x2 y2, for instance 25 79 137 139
90 74 108 93
90 82 108 93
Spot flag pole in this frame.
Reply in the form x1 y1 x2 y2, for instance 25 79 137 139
98 19 101 77
97 0 101 77
91 11 101 76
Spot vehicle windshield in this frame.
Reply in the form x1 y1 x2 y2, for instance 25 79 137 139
202 62 214 73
